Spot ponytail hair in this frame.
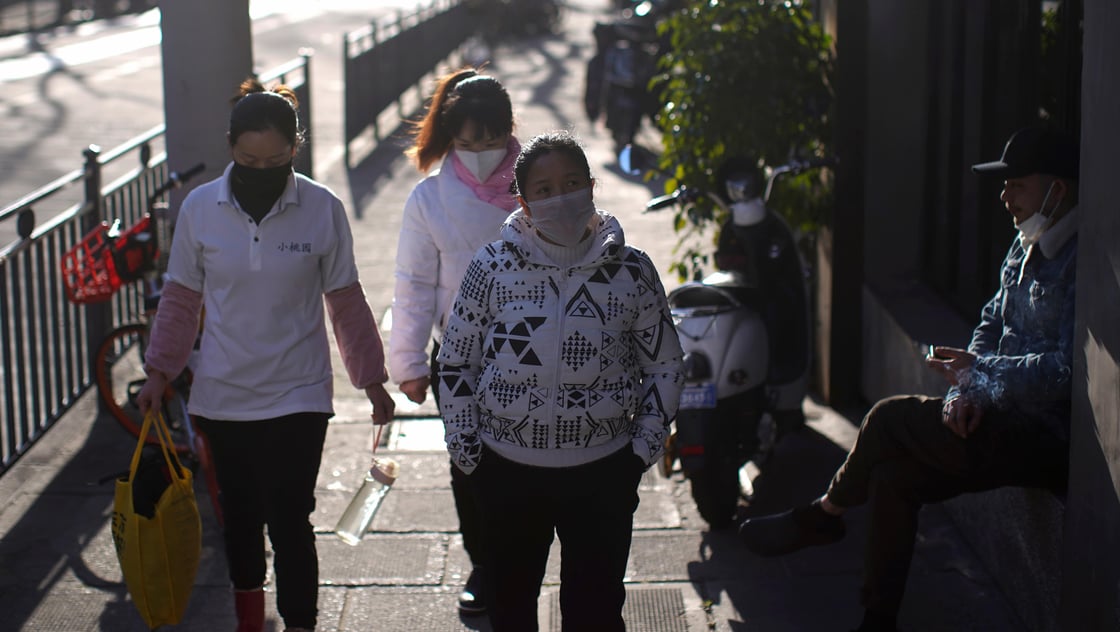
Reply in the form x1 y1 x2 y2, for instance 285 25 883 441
405 67 514 172
228 77 305 151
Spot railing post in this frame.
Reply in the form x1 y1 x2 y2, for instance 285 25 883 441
300 49 314 179
396 10 406 119
81 145 111 403
82 145 103 231
371 20 381 142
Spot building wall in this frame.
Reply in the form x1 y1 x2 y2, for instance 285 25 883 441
839 0 1104 628
1060 0 1120 626
861 0 929 292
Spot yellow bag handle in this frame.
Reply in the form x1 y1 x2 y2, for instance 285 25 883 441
128 410 189 485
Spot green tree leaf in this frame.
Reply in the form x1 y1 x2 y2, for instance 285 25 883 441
651 0 835 280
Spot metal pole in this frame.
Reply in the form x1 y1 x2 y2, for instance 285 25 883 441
80 145 111 396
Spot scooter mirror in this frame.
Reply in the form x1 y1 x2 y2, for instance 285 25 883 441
618 144 642 177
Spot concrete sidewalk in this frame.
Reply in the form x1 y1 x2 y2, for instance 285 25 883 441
0 0 1026 630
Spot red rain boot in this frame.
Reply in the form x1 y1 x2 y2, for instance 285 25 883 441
234 588 265 632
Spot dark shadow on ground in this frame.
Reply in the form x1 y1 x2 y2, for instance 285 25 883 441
0 395 227 631
680 421 866 630
343 118 415 221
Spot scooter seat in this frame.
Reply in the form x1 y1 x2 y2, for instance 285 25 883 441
668 278 763 312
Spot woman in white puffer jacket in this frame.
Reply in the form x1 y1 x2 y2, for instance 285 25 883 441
389 67 520 616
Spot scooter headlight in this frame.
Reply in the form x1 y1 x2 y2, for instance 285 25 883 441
681 352 711 381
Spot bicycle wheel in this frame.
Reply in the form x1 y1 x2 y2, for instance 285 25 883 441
94 323 190 453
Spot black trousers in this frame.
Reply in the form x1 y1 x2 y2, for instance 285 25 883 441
825 395 1068 621
430 342 486 567
197 412 329 630
472 444 646 632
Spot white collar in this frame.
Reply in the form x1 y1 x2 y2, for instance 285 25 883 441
1038 205 1079 258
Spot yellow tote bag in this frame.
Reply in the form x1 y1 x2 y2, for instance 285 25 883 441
111 410 202 629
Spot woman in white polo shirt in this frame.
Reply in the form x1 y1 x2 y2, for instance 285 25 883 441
136 78 395 632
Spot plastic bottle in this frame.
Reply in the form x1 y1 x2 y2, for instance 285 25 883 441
335 456 400 545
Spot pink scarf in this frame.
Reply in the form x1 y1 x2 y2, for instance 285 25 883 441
450 136 521 210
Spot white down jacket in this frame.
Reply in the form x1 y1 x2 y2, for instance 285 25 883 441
437 210 684 473
389 158 517 384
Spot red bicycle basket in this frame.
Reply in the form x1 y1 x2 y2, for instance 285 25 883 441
61 222 122 304
61 216 158 304
112 215 158 283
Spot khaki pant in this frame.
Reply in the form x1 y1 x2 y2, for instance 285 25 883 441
826 395 1067 619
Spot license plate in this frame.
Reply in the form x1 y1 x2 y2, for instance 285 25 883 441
678 383 717 410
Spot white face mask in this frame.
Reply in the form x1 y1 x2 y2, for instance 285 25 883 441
1017 181 1057 247
731 199 766 227
457 147 507 182
526 188 597 247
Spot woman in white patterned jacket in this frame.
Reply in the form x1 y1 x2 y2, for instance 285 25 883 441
437 131 684 632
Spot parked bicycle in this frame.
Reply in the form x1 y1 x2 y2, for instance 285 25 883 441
61 162 222 524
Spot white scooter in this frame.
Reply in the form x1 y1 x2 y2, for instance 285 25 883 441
641 153 833 528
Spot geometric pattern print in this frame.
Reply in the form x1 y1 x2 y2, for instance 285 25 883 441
481 413 533 448
457 257 492 305
632 317 666 361
438 216 684 472
444 408 481 468
599 331 628 372
442 285 495 370
555 374 631 411
485 376 530 408
562 330 597 370
480 413 551 450
565 284 607 323
603 291 628 321
494 277 549 312
485 317 547 367
481 411 632 450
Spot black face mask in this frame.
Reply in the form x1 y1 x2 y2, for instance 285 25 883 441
230 161 292 222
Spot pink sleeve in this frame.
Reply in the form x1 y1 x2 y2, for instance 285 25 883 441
324 281 389 388
144 281 203 379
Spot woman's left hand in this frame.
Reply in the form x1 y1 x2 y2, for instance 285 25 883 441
365 383 396 425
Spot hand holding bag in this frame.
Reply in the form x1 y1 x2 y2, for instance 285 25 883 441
111 410 202 629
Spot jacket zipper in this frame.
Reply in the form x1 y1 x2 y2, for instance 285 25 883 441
549 269 570 426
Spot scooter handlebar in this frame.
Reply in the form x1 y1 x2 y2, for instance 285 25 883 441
782 155 839 174
645 185 713 212
148 162 207 206
645 192 679 212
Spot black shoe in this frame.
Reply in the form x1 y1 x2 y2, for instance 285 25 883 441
737 502 845 557
849 609 899 631
457 567 486 615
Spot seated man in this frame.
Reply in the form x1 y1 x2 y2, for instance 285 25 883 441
736 125 1080 632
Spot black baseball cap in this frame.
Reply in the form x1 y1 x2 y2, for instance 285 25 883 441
971 126 1080 180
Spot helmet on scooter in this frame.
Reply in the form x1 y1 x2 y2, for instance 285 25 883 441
716 156 765 204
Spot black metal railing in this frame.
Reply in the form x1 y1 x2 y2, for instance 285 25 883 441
342 0 477 167
0 0 156 39
0 54 311 474
0 132 166 474
0 0 467 471
260 50 314 178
